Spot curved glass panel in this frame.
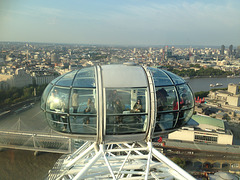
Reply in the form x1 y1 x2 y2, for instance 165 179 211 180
46 87 70 113
155 112 178 132
69 116 97 134
163 70 185 84
50 74 64 85
148 67 173 86
156 86 177 112
46 112 70 132
41 83 53 110
176 84 194 110
106 115 148 135
176 108 194 128
56 70 78 87
72 67 96 88
69 88 96 114
106 88 148 135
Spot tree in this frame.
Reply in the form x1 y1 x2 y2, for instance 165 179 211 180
195 91 209 98
170 67 233 78
171 157 186 168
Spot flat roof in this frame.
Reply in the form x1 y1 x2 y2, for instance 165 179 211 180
192 115 225 129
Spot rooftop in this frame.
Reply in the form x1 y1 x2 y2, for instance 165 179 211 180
192 115 225 129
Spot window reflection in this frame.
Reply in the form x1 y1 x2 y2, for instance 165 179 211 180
106 115 148 135
148 67 173 86
106 88 148 135
68 88 97 134
177 84 194 110
106 88 147 113
69 88 96 114
56 70 77 87
46 87 70 113
163 70 185 84
69 116 97 134
72 67 96 88
176 109 194 127
46 113 70 132
41 83 53 110
155 112 178 131
156 86 177 112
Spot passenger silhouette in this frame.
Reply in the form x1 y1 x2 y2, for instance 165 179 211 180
156 88 168 111
133 99 143 112
113 99 124 124
72 90 79 113
133 99 143 123
84 98 95 114
83 98 95 124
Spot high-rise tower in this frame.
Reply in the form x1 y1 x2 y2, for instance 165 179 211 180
229 44 233 56
221 45 225 55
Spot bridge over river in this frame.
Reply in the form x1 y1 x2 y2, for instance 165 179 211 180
0 101 80 154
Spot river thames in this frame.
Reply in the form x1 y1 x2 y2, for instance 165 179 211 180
188 77 240 92
0 77 240 180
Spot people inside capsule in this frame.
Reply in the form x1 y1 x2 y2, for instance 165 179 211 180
71 90 79 113
133 99 143 112
133 99 143 123
178 86 193 110
113 99 124 123
156 88 168 111
108 90 121 110
82 98 96 124
84 98 96 114
155 87 179 131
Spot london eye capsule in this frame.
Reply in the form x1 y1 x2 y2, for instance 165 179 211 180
41 64 194 143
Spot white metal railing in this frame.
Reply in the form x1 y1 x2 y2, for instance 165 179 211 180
47 141 196 180
0 130 72 154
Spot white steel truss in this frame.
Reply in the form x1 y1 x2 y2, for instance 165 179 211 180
47 141 196 180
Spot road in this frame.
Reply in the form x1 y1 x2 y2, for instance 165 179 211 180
0 101 52 133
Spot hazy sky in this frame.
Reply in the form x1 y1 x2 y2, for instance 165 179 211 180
0 0 239 46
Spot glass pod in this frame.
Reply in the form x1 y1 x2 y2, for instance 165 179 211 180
41 64 194 143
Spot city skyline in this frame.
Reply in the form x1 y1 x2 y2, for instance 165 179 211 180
0 0 240 46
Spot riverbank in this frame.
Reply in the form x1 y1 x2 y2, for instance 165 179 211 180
187 75 240 79
0 149 61 180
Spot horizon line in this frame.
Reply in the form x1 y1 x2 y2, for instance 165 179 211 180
0 40 237 48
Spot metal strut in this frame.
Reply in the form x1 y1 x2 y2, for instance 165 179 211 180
47 141 196 180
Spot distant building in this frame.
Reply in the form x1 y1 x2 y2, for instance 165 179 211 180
208 83 240 107
229 44 233 56
6 68 32 88
190 56 197 63
168 115 233 145
32 74 56 86
34 54 39 60
133 48 136 54
236 45 240 58
220 45 225 55
51 53 59 63
0 58 4 65
0 69 58 88
149 47 152 53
